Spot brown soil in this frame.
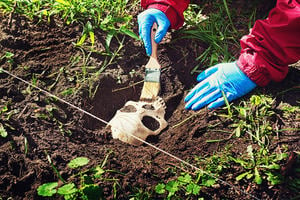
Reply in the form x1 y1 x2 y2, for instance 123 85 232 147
0 1 299 200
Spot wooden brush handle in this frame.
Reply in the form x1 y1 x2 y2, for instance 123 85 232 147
146 22 161 70
150 22 158 61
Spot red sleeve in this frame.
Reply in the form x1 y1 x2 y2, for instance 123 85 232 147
141 0 190 29
237 0 300 87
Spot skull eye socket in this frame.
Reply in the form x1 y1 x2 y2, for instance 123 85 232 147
120 105 137 112
142 104 155 110
142 116 160 131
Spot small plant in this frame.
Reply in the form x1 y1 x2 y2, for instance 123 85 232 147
38 156 101 199
155 150 231 199
38 151 120 199
218 94 277 147
0 101 18 138
155 172 204 199
0 51 14 64
231 145 288 185
0 0 139 47
278 102 300 119
0 123 8 138
1 52 15 70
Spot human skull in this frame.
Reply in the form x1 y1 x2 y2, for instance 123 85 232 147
108 97 168 146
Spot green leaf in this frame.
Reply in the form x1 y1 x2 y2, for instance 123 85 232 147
105 30 115 51
37 182 58 197
68 157 89 169
57 183 77 195
76 33 87 46
246 173 253 179
120 28 140 40
56 0 70 6
178 173 192 184
186 183 201 195
60 88 73 96
93 166 105 179
246 145 254 159
86 21 93 32
4 51 14 59
235 126 241 137
266 172 282 185
264 163 280 170
165 180 179 197
276 153 288 161
0 123 8 138
236 171 250 181
89 31 95 46
254 167 262 184
202 177 216 187
238 107 247 118
155 183 166 194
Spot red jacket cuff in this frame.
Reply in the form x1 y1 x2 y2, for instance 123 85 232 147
146 3 183 29
237 52 271 87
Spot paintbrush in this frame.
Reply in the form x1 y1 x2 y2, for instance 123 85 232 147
140 23 161 102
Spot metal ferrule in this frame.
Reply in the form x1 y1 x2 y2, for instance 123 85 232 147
144 68 161 83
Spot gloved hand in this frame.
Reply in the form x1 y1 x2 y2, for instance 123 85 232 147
184 62 257 110
138 8 170 56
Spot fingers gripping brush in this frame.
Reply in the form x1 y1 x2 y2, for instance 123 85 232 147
140 23 161 102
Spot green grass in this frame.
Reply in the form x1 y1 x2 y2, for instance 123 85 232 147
0 0 139 46
179 2 240 73
217 95 277 148
178 0 259 74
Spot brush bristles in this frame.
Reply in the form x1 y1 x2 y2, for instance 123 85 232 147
140 82 160 101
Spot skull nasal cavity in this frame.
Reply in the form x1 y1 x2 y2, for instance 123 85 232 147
142 116 160 131
142 104 155 110
120 105 137 112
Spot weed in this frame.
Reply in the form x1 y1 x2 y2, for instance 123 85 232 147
0 52 14 71
155 172 203 199
179 2 239 73
277 102 300 119
0 123 8 138
0 100 18 138
155 149 231 199
67 35 125 98
0 51 14 64
0 0 139 47
38 151 121 199
218 94 277 147
231 145 288 185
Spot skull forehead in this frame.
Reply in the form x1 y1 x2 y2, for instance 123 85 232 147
108 98 168 146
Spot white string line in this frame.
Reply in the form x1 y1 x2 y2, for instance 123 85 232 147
1 68 260 200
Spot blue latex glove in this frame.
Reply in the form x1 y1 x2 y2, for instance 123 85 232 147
138 8 170 56
184 62 257 110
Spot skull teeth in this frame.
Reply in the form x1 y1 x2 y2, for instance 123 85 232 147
154 97 166 110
